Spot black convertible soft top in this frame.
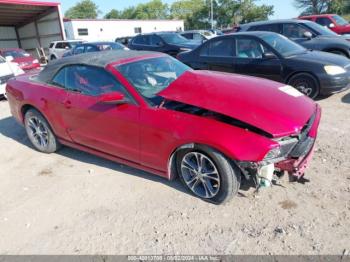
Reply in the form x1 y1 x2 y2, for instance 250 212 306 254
37 50 159 83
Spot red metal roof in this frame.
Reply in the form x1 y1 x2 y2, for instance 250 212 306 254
0 0 60 26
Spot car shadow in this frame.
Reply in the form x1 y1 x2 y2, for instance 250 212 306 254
0 116 255 200
341 92 350 104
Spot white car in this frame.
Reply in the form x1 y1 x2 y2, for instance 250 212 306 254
0 56 24 99
48 40 84 60
180 30 217 42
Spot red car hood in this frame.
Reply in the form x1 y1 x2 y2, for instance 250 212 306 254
12 56 35 63
158 70 316 137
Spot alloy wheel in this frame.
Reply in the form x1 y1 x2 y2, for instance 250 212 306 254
26 116 49 150
180 152 220 199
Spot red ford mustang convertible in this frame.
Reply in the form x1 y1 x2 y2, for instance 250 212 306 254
6 51 321 204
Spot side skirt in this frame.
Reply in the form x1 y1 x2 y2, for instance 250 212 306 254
58 139 168 179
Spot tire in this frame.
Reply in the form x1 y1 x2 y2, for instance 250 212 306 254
176 145 241 204
24 109 60 153
288 73 320 99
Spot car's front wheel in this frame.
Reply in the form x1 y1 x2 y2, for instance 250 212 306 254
288 73 319 99
24 109 60 153
176 146 241 204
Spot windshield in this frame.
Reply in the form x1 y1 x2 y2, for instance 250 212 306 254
117 56 190 105
96 43 125 50
261 33 306 57
304 21 338 36
159 33 189 44
332 15 349 26
3 50 30 58
70 41 83 48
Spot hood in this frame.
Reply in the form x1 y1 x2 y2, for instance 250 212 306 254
158 70 316 137
12 56 35 63
291 50 350 67
316 35 350 45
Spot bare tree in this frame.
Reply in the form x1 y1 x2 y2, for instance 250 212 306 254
294 0 330 14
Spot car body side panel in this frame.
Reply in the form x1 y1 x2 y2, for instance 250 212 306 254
6 76 72 141
138 107 278 171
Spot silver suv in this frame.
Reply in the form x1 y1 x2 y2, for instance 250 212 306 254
48 40 84 60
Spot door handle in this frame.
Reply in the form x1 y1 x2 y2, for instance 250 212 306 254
62 99 72 109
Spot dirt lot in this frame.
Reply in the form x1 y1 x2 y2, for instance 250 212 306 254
0 91 349 255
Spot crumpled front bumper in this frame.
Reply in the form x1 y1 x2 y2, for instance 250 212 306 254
275 105 321 178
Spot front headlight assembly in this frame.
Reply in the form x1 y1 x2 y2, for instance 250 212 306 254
324 65 346 75
263 137 299 162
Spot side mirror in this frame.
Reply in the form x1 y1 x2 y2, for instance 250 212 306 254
65 46 70 50
99 91 127 104
303 31 313 39
264 52 277 59
5 56 14 62
329 23 335 28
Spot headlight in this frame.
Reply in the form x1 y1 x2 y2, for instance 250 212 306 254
264 147 281 160
324 65 346 75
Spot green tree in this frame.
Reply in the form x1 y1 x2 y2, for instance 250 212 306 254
65 0 100 19
134 0 169 19
239 0 274 24
104 9 120 19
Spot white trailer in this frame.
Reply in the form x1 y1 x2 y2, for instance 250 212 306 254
64 19 185 42
0 0 65 57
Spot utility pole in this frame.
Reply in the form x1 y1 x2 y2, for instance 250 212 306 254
211 0 214 29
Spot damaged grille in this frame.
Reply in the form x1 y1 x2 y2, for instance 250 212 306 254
0 74 14 85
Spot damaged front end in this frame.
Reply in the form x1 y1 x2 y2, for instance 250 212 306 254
237 105 321 188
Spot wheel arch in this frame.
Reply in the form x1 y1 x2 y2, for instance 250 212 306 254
20 104 55 132
167 142 241 181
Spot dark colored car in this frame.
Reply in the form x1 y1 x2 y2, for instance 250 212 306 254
177 32 350 98
0 48 40 71
63 42 127 57
299 14 350 35
115 36 133 46
6 50 321 204
128 32 200 56
238 19 350 58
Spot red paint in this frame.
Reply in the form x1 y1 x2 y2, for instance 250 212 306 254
159 70 316 138
299 14 350 35
0 48 40 71
5 53 321 180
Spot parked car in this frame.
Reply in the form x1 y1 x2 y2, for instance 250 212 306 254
299 14 350 35
180 30 216 42
49 40 84 60
115 36 133 46
128 32 200 56
0 48 40 71
238 19 350 57
0 56 24 99
62 42 128 57
177 32 350 99
6 50 321 204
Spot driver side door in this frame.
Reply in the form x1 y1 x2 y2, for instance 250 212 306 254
52 65 141 163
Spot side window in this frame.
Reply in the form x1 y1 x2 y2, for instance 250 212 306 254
236 38 265 59
65 65 128 96
55 42 64 49
250 24 281 33
49 43 54 48
200 38 234 57
193 33 205 41
150 35 163 46
316 17 332 27
283 23 312 38
51 67 67 88
74 45 85 55
133 35 149 45
85 45 99 53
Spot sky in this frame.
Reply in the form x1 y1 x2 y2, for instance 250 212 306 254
57 0 300 20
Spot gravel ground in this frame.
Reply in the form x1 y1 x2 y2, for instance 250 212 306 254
0 91 349 255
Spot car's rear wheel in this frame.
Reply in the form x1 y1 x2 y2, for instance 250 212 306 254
24 109 60 153
176 146 241 204
288 73 319 99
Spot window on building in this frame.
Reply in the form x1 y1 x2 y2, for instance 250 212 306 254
78 28 88 36
134 27 142 34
